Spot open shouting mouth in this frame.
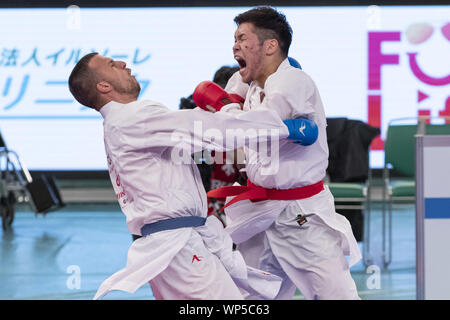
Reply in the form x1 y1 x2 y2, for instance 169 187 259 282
235 56 247 71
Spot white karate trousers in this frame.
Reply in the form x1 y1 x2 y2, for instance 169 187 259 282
237 201 360 300
149 229 244 300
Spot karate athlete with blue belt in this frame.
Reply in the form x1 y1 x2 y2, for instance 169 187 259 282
67 52 316 300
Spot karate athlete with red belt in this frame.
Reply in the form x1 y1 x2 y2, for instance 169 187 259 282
67 52 311 300
195 7 361 300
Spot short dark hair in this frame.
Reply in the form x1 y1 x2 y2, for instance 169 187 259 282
68 52 99 109
213 65 240 89
234 6 292 58
179 65 239 110
179 95 196 110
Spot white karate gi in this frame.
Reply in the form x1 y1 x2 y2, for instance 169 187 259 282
222 59 362 300
93 100 289 300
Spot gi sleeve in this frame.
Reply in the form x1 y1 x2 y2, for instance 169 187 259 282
116 102 289 154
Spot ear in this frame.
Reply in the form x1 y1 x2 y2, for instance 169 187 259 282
96 81 112 94
264 39 279 56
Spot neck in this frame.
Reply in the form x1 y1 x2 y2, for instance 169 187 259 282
116 97 137 104
255 56 285 88
111 92 138 104
97 93 137 110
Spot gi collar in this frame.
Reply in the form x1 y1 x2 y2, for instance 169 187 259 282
98 101 116 119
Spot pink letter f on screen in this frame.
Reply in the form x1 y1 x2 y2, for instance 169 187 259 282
368 32 401 90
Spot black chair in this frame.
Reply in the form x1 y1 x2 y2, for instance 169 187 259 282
0 129 65 230
326 117 380 266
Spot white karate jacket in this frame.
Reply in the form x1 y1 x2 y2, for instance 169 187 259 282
223 59 362 267
93 99 290 299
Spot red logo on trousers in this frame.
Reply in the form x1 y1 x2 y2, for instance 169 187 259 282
192 255 203 263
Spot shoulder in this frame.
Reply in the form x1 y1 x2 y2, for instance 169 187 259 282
265 67 318 106
266 66 315 95
131 100 168 113
107 100 170 128
130 99 168 115
225 71 249 97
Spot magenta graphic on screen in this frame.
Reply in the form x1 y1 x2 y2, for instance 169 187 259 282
368 21 450 150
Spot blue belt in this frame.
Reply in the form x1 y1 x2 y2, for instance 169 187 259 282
140 216 207 237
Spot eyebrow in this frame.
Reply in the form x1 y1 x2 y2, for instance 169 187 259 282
235 33 245 40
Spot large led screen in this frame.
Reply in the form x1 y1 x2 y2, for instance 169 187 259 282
0 6 448 169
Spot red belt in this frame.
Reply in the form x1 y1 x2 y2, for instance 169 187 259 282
207 179 324 212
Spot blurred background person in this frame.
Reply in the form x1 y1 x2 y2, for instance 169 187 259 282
179 65 243 226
